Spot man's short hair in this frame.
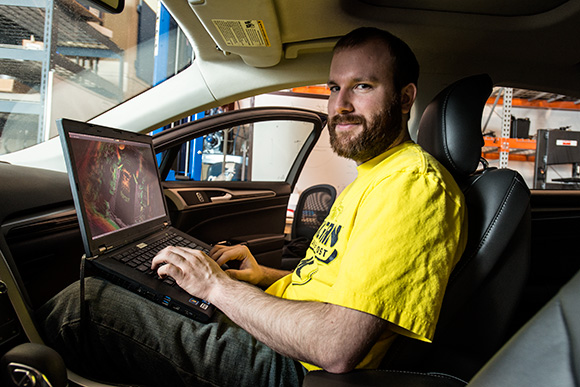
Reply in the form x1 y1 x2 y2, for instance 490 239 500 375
333 27 419 92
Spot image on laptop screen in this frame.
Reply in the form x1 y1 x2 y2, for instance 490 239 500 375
68 132 167 241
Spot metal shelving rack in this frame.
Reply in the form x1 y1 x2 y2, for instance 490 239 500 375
0 0 123 149
0 0 53 144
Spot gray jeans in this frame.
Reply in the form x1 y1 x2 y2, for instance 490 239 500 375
37 277 305 387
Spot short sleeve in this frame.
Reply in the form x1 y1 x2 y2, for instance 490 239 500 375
327 170 465 341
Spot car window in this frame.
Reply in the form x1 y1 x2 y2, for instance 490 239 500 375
163 118 317 183
0 0 191 155
481 87 580 190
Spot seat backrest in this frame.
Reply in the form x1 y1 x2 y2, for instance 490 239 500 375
291 184 337 241
381 74 531 380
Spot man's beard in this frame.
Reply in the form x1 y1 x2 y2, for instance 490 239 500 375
328 97 403 164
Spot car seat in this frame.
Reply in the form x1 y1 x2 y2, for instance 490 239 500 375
290 184 337 243
281 184 337 270
304 74 531 386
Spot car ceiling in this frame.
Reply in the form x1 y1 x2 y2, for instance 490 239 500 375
95 0 580 134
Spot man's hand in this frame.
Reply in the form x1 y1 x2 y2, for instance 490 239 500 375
209 244 264 284
151 244 288 300
210 244 292 288
151 246 230 300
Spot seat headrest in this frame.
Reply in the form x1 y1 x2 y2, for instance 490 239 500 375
417 74 493 180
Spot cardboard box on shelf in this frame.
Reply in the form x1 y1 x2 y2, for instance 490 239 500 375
0 78 31 93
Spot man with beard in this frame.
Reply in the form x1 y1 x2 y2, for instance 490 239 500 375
39 28 467 386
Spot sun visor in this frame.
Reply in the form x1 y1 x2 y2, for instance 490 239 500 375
188 0 282 67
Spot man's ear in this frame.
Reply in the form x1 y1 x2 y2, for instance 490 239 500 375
400 83 417 115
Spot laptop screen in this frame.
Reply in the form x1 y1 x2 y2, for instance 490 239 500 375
67 132 167 242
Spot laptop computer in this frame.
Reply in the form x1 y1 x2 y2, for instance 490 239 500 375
57 118 215 322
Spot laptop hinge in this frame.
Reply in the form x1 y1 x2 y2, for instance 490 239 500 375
98 245 113 253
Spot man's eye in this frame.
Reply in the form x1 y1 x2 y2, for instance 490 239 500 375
328 85 339 93
355 84 371 90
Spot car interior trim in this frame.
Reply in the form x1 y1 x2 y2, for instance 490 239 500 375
164 188 277 211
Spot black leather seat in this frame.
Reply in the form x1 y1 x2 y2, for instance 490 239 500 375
304 74 531 386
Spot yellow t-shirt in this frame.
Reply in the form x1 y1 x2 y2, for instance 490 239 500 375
266 141 467 371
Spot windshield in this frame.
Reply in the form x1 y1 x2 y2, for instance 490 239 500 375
0 0 192 155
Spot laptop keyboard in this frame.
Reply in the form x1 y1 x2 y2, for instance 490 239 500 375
112 232 210 287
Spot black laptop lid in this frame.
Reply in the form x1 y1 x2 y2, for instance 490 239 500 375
58 118 170 256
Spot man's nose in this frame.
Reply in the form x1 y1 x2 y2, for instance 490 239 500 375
333 90 354 114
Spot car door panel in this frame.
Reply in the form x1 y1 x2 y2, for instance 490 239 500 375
164 181 291 267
